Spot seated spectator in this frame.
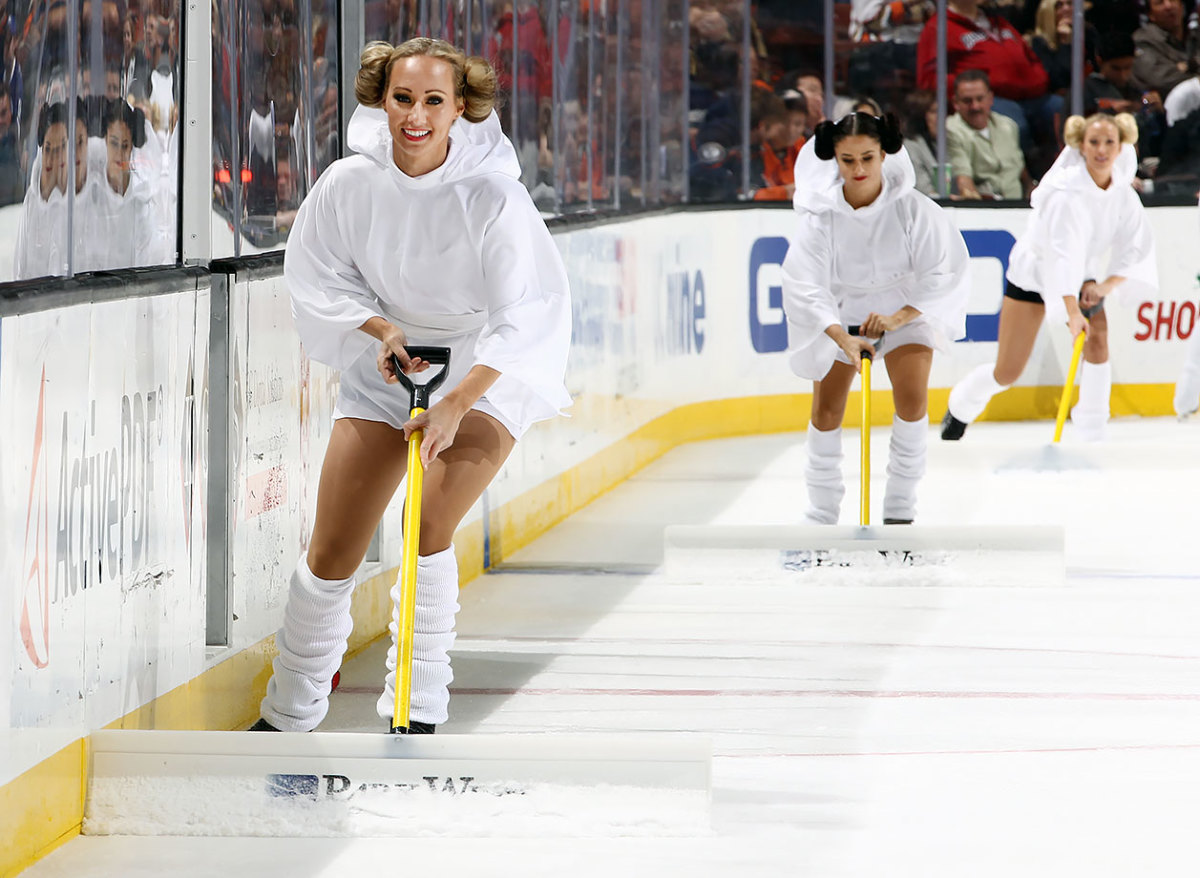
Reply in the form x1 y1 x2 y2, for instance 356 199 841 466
1086 31 1166 155
946 69 1032 198
750 92 805 200
1028 0 1097 93
1133 0 1200 98
917 0 1060 160
901 88 941 195
782 68 827 132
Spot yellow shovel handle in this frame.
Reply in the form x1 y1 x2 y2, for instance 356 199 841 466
860 355 872 526
1053 330 1086 443
392 407 425 730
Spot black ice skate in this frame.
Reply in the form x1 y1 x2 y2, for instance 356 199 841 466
389 719 436 734
940 410 967 440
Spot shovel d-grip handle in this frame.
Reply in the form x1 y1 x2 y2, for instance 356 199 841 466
846 325 883 362
390 346 452 410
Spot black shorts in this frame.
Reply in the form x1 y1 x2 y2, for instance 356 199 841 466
1003 279 1106 316
1003 280 1044 304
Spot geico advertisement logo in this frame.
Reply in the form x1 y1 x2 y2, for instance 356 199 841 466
20 365 175 669
748 230 1021 350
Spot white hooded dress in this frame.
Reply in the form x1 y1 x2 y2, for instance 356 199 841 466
1005 143 1157 322
283 106 572 437
781 139 970 380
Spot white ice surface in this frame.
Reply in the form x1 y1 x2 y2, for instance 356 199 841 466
19 418 1200 877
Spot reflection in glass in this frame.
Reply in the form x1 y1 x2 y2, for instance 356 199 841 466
2 0 179 280
212 0 339 256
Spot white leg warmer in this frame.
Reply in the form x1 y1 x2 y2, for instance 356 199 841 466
377 546 460 726
883 415 928 523
1071 360 1111 442
947 363 1006 424
260 556 355 732
1175 330 1200 416
803 423 845 525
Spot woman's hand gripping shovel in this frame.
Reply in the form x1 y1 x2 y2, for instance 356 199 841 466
389 346 451 734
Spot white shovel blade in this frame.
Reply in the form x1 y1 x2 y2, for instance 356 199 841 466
664 524 1065 585
85 729 712 837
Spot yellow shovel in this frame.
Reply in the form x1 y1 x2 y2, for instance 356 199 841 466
848 325 877 526
1053 297 1099 443
389 346 451 734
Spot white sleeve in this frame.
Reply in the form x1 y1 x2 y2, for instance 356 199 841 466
781 213 842 379
906 197 970 342
283 166 386 370
1037 194 1090 323
473 184 572 419
1108 191 1158 308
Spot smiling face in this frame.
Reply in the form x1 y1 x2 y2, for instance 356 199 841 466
384 54 464 177
836 134 885 205
1080 117 1121 184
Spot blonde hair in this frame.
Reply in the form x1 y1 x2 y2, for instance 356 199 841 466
1031 0 1063 50
1063 112 1139 148
354 37 497 123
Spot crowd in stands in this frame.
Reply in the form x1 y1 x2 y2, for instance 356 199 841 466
690 0 1200 201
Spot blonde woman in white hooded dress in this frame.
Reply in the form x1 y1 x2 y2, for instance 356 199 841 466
251 38 571 735
782 112 970 526
942 112 1157 442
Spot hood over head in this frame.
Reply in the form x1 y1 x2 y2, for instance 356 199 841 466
791 136 917 216
346 104 522 184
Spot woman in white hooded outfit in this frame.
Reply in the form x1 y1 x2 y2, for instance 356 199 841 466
13 99 106 279
942 112 1156 442
783 112 969 525
252 38 571 734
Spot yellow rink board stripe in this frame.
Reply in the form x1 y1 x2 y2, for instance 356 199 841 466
0 383 1175 878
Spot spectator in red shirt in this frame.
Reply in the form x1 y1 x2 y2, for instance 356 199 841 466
917 0 1062 167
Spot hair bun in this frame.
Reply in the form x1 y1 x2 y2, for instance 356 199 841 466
813 121 837 160
878 112 904 154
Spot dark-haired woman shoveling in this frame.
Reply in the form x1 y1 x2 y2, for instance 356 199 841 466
782 112 970 525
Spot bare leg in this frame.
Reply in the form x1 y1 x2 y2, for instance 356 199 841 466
884 344 932 422
810 360 857 431
993 297 1046 386
307 418 411 580
946 297 1045 428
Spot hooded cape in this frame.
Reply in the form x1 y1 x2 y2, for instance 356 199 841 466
781 138 970 379
284 105 572 431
